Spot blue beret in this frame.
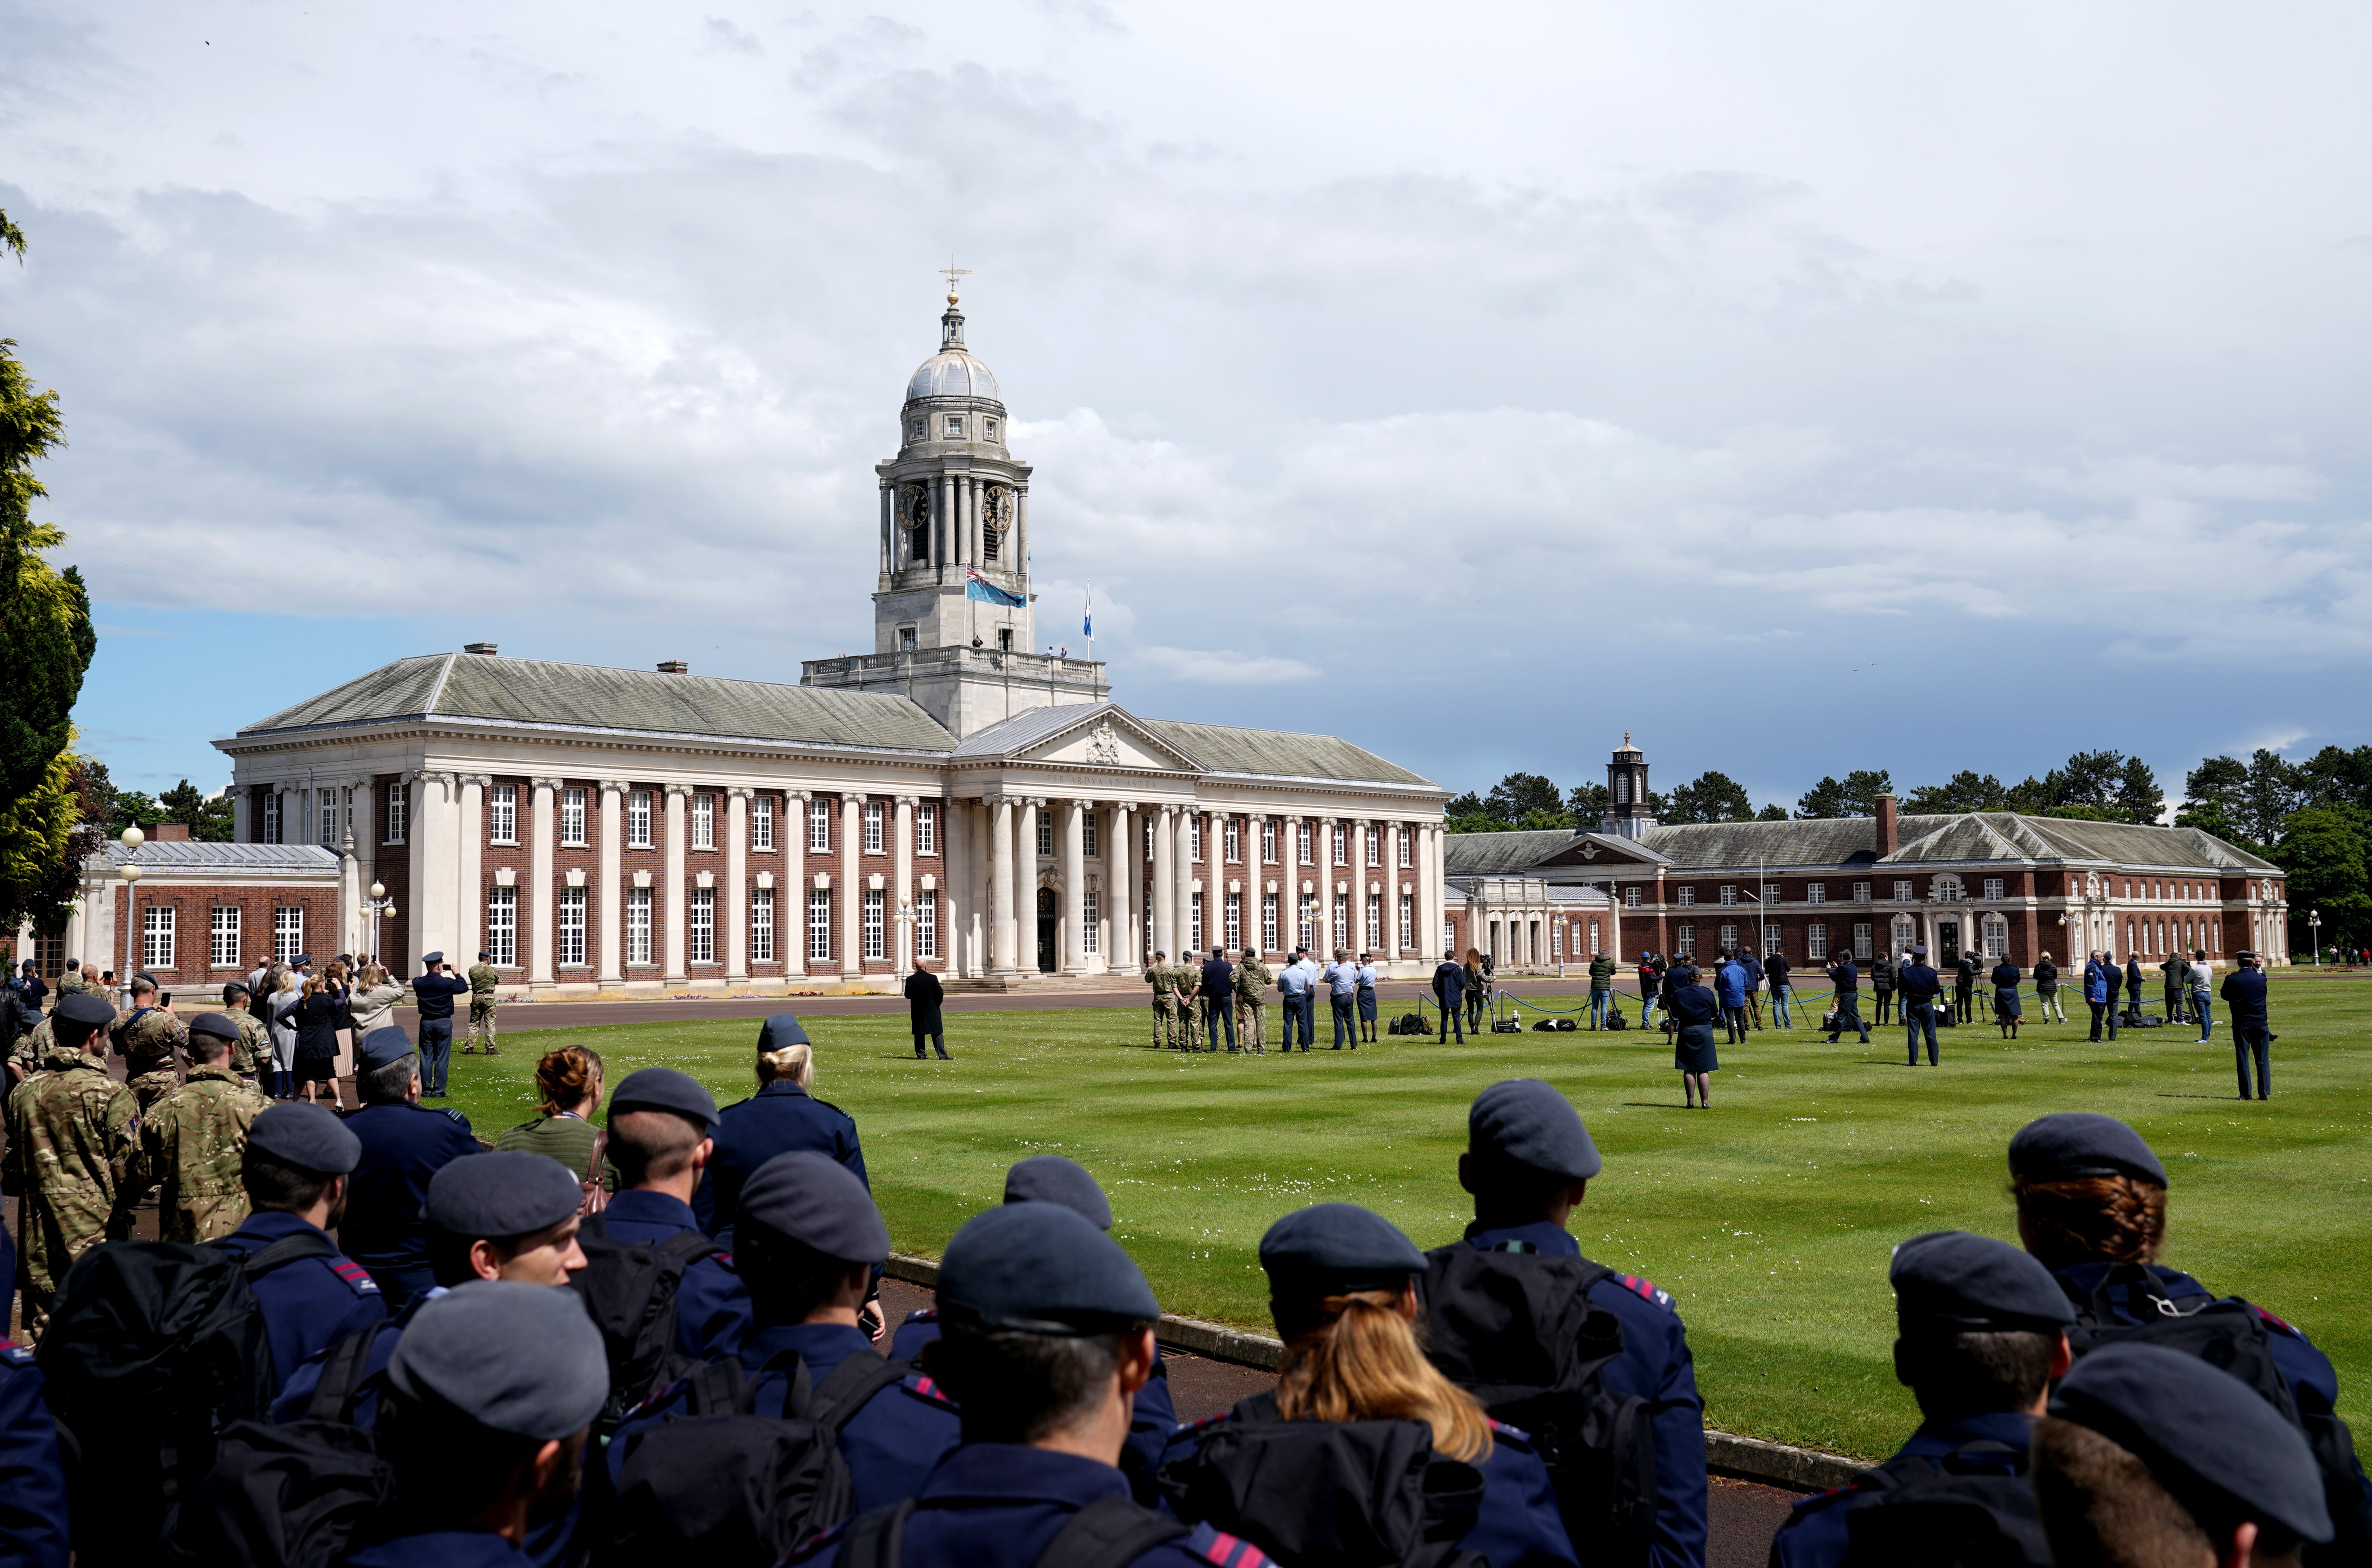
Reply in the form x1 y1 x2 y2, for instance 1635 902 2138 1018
2051 1343 2331 1544
1468 1080 1602 1185
1890 1231 2075 1334
1259 1204 1426 1294
387 1281 608 1440
357 1026 415 1070
1003 1156 1112 1229
187 1012 242 1046
247 1101 362 1175
939 1202 1159 1333
740 1152 888 1264
426 1151 584 1241
54 993 116 1034
608 1067 719 1129
756 1015 810 1051
2009 1113 2168 1187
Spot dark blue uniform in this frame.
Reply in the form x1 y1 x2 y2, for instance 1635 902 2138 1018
1157 1396 1574 1568
789 1445 1265 1568
1431 961 1468 1044
343 1527 531 1566
1897 961 1942 1064
596 1189 751 1359
407 971 471 1096
215 1209 388 1389
341 1102 479 1314
2222 966 2273 1097
611 1320 959 1513
894 1307 1178 1490
0 1344 70 1568
1768 1410 2034 1568
1465 1221 1707 1568
697 1082 867 1239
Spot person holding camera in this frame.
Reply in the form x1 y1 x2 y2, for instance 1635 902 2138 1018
410 952 472 1098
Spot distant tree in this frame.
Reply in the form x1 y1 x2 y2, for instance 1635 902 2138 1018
2237 749 2306 845
2178 755 2251 843
1 306 90 811
1795 769 1893 819
2272 805 2372 953
1665 771 1754 825
159 779 234 841
1566 782 1610 822
1445 791 1486 819
2004 751 2162 826
1903 771 2009 815
0 753 105 931
1757 803 1788 821
1444 811 1507 835
1486 772 1567 825
2298 744 2372 814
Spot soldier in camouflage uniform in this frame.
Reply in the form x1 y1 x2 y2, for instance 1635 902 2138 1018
109 973 187 1116
218 981 267 1082
51 964 82 999
3 995 139 1332
7 1013 53 1086
462 950 502 1055
1147 950 1184 1050
139 1014 273 1243
1234 950 1274 1055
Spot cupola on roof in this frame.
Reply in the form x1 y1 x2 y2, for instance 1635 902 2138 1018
904 285 1001 404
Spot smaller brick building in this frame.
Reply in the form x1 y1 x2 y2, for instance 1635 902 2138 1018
37 836 344 996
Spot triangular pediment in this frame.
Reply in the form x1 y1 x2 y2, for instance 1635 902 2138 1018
953 702 1203 772
1535 833 1667 868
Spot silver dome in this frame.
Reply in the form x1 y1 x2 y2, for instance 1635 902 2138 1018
906 350 1000 403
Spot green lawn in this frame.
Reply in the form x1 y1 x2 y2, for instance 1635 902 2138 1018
440 974 2372 1462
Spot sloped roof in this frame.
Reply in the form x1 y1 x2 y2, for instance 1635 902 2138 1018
1139 721 1437 789
235 654 959 753
99 842 340 873
948 702 1118 759
1892 814 2277 872
1444 829 1593 876
1642 818 1897 868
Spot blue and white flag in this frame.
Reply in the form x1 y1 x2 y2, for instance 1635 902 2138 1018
1083 583 1092 640
964 569 1026 608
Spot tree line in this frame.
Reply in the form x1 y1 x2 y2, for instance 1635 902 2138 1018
1444 745 2372 950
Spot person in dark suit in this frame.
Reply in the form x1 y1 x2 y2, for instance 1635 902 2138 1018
1201 947 1238 1053
1953 951 1980 1025
904 967 948 1059
1431 952 1468 1042
408 953 471 1098
1825 955 1870 1043
2082 952 2120 1041
1899 946 1944 1066
1668 970 1720 1108
2123 954 2144 1016
2221 950 2274 1099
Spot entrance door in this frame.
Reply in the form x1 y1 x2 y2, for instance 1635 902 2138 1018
1036 889 1058 973
1937 920 1962 967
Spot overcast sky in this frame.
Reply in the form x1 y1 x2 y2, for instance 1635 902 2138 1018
8 1 2368 809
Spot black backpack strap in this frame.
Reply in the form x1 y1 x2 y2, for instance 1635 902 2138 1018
655 1227 728 1271
808 1353 913 1431
233 1228 340 1278
841 1498 919 1568
1033 1495 1188 1568
682 1357 750 1417
303 1323 388 1422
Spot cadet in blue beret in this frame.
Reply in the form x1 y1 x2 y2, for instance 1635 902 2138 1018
699 1018 868 1249
890 1156 1178 1498
1162 1203 1575 1568
0 1340 68 1568
274 1150 590 1430
214 1102 388 1388
611 1151 959 1515
573 1068 750 1381
340 1025 479 1316
2037 1343 2332 1566
345 1281 610 1567
1418 1080 1706 1568
2006 1113 2372 1553
791 1202 1267 1568
1770 1230 2074 1568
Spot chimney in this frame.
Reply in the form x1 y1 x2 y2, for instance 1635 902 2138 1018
656 659 689 675
463 641 499 656
151 822 190 841
1876 793 1898 857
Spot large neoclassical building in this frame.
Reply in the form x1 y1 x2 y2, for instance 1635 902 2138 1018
207 292 1454 994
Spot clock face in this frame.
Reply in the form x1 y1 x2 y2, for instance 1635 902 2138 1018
984 484 1015 527
901 484 930 528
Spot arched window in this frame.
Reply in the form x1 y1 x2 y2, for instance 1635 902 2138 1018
1933 874 1962 902
1614 775 1630 804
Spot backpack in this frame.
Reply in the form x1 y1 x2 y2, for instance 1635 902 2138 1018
174 1324 399 1568
841 1493 1191 1568
1418 1246 1656 1568
1604 1007 1627 1033
604 1353 864 1567
1157 1410 1487 1568
2063 1266 2372 1565
1833 1441 2051 1568
569 1216 730 1433
38 1231 339 1565
1388 1015 1431 1037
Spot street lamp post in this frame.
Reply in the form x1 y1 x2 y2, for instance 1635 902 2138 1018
2308 908 2321 967
117 825 144 1005
363 881 399 966
895 896 913 982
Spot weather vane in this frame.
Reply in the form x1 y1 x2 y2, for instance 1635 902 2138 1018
941 263 971 304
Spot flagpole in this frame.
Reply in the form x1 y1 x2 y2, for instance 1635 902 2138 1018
1085 581 1093 664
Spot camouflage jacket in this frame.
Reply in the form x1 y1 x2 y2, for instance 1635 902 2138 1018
2 1047 138 1221
1233 956 1274 1003
53 973 83 998
111 1004 188 1073
1148 965 1182 1002
467 963 500 1000
141 1065 273 1243
8 1016 54 1079
226 1009 267 1077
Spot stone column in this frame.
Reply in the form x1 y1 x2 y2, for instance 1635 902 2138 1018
1281 815 1302 952
1315 817 1337 954
1151 807 1175 960
662 785 691 985
598 782 627 985
276 785 296 845
1173 808 1197 955
454 775 487 964
726 789 752 984
989 796 1017 977
1111 803 1137 973
352 780 377 941
946 798 973 976
339 835 361 959
789 790 812 973
1350 818 1370 954
878 482 892 580
408 771 457 969
894 796 917 975
1020 798 1046 972
840 794 863 977
529 778 559 989
1062 799 1088 975
232 790 251 843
